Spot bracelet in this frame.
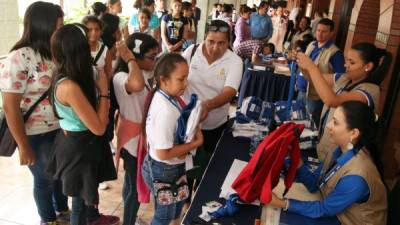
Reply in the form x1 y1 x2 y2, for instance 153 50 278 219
283 198 290 211
99 95 110 99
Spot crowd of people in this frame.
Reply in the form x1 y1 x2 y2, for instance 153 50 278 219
0 1 393 225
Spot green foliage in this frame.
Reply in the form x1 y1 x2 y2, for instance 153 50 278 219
64 6 90 24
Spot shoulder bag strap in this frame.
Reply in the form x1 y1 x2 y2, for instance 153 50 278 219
23 89 49 122
93 44 106 66
190 44 200 63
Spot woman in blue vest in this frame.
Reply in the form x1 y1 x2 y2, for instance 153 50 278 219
295 43 391 165
270 101 387 225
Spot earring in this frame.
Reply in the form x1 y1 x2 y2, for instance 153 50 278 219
347 138 354 150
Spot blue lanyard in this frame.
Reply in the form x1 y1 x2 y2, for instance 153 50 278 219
157 89 181 112
318 148 356 188
144 78 152 92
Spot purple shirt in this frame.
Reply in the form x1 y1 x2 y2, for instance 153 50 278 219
233 17 251 48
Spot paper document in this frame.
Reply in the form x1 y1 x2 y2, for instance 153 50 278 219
219 159 260 205
219 159 248 199
261 205 281 225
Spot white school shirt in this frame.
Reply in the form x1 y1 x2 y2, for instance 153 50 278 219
91 41 108 70
182 43 243 130
146 91 184 165
113 70 152 157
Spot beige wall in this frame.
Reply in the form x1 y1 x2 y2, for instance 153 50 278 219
0 0 20 56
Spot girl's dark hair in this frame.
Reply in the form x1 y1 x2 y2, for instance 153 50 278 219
82 15 103 30
141 53 188 134
138 8 152 20
50 24 97 115
240 5 252 14
134 0 143 9
182 1 192 11
263 42 275 54
293 34 314 52
114 33 159 74
340 101 385 182
144 0 155 7
12 1 64 59
91 2 107 16
351 42 392 85
301 16 311 26
222 4 233 14
100 13 120 48
302 33 314 45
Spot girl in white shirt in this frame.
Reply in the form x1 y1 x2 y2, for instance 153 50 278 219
82 16 113 79
112 33 159 225
141 53 203 225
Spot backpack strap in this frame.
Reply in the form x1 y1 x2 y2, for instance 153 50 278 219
93 44 106 66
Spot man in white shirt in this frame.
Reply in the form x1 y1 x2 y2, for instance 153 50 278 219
182 20 243 180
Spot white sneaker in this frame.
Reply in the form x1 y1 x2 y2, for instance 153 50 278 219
99 182 109 190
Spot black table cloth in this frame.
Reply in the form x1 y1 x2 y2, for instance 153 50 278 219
238 69 291 107
182 127 340 225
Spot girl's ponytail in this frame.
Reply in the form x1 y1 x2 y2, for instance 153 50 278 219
140 53 187 136
351 43 393 85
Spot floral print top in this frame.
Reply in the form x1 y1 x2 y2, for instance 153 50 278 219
0 47 59 135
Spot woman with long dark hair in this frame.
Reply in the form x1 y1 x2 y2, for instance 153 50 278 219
49 24 119 225
269 101 387 225
0 2 68 224
295 42 392 168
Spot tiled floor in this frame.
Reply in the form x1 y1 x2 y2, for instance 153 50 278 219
0 153 154 225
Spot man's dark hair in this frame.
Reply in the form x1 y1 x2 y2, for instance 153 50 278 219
318 18 335 31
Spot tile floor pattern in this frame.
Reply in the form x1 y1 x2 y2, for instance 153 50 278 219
0 154 154 225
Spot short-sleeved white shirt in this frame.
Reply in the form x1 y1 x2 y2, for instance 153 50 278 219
113 70 152 157
0 47 59 135
91 42 108 70
146 91 184 165
182 43 243 130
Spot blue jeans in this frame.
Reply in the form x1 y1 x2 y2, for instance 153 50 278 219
28 129 68 222
142 155 186 225
121 149 140 225
71 197 87 225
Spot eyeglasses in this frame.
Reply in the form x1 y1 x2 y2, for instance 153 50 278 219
208 25 230 33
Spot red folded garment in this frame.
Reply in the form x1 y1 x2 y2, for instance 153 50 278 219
231 122 304 204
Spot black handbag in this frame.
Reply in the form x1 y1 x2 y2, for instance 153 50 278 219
0 90 49 157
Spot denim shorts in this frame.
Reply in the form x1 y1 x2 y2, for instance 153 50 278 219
142 155 186 221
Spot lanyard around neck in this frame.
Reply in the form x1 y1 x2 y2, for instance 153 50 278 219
319 148 356 188
319 79 353 138
157 89 181 112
